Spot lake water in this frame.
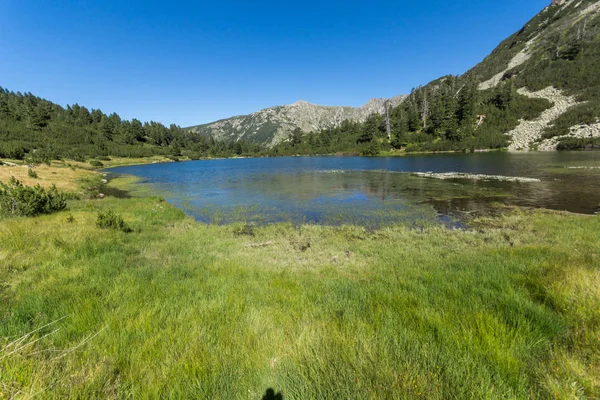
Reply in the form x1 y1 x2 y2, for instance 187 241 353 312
108 152 600 226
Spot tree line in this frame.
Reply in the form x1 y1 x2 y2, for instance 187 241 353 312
2 1 598 163
0 88 266 162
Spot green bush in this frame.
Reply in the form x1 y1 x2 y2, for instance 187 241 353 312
26 151 52 165
28 168 38 178
233 223 255 237
0 177 67 217
89 160 104 168
96 210 131 232
0 143 26 160
556 137 600 150
361 142 381 156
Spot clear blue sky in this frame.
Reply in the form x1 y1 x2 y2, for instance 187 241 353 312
0 0 549 127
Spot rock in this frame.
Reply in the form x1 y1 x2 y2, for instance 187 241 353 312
478 35 538 91
248 241 273 248
412 172 540 183
538 121 600 150
506 87 578 151
97 193 105 199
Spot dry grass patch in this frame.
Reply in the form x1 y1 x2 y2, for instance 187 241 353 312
0 162 97 192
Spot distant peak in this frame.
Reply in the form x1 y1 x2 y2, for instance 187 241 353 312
291 100 311 106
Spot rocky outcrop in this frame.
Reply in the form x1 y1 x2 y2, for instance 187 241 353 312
187 96 406 147
538 122 600 150
507 87 578 151
478 38 536 90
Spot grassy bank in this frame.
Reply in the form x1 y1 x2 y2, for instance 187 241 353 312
0 170 599 398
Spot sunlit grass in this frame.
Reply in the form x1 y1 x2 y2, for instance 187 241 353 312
0 161 97 193
0 172 598 398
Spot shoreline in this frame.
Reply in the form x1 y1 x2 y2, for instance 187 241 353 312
5 147 599 175
1 165 598 398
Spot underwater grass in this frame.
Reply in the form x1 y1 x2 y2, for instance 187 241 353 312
0 175 598 398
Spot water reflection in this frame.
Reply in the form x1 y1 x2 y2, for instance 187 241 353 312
108 152 600 226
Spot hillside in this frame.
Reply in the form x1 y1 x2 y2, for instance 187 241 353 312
0 89 267 162
467 0 600 150
1 0 599 161
254 0 600 155
187 96 406 147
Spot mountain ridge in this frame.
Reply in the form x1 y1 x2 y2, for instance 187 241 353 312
188 0 600 152
186 95 406 147
2 0 599 161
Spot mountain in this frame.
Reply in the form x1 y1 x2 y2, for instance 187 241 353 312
276 0 600 155
189 0 600 152
465 0 600 150
2 0 599 162
186 96 406 147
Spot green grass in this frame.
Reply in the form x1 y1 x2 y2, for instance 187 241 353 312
0 179 598 398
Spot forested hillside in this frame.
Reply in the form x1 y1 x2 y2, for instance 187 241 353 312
273 0 600 155
272 78 552 155
0 88 265 162
1 1 599 162
187 97 406 147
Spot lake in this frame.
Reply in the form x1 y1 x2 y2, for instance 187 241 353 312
108 152 600 226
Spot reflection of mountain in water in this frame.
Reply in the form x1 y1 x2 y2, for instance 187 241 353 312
225 168 595 218
108 152 600 226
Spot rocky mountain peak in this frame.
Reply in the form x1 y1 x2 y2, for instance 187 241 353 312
291 100 311 107
187 95 407 147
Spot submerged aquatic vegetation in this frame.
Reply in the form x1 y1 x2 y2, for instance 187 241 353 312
412 171 541 182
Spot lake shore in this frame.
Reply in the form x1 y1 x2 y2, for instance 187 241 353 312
0 162 598 398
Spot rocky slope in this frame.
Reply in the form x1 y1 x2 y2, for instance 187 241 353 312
506 87 578 151
189 0 600 151
187 96 406 147
469 0 600 150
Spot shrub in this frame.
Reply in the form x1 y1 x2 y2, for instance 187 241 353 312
0 177 67 217
96 210 131 233
89 160 104 168
96 156 111 161
28 168 38 179
79 176 104 199
233 223 255 237
556 137 600 150
71 154 87 163
26 151 52 166
361 142 381 156
0 143 26 160
66 214 76 223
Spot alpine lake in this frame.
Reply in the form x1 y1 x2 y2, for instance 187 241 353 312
108 151 600 228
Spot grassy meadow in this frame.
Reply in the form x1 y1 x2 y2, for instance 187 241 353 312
0 166 599 399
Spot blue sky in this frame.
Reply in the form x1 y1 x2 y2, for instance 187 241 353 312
0 0 549 127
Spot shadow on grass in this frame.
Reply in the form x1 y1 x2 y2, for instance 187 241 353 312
262 388 283 400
